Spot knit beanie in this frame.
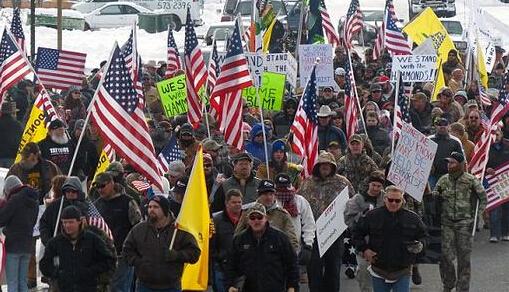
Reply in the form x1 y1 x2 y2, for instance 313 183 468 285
149 195 170 216
3 175 22 196
61 205 83 220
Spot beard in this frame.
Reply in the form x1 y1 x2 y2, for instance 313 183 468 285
51 133 69 145
180 138 194 147
148 213 158 224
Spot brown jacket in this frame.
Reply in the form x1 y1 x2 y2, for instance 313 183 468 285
7 158 61 202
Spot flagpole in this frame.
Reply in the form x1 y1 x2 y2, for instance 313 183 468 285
391 70 401 156
346 49 367 136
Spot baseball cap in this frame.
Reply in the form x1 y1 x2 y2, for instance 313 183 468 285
247 202 267 216
274 173 292 189
48 119 65 130
257 180 276 194
445 151 465 163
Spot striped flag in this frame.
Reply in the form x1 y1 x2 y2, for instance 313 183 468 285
184 8 207 127
131 180 152 192
157 135 183 174
343 0 363 49
91 43 162 191
343 54 358 140
394 76 412 138
479 84 492 107
88 202 113 240
166 28 181 77
484 160 509 211
10 8 25 52
207 40 221 95
120 26 144 106
210 21 253 150
373 25 384 60
290 65 318 178
384 0 411 55
35 47 86 91
319 0 340 47
0 29 31 102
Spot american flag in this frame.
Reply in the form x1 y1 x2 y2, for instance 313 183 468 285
384 0 411 56
290 65 318 178
394 75 412 137
10 8 25 52
131 180 152 192
166 28 181 77
0 29 31 102
88 202 113 240
479 86 492 107
157 135 183 174
484 160 509 211
373 0 399 60
35 88 59 124
207 40 221 95
184 8 207 127
210 21 253 150
319 0 340 47
469 92 509 179
35 47 86 91
343 0 363 49
91 44 163 191
343 54 358 140
120 27 144 106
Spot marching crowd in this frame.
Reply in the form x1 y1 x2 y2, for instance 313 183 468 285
0 42 507 292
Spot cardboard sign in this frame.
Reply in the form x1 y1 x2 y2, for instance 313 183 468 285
298 44 335 88
245 52 297 87
391 54 437 82
315 187 349 257
242 72 285 110
156 74 188 117
387 122 438 202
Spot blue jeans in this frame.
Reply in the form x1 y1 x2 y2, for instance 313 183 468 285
372 275 410 292
489 202 509 238
6 253 30 292
136 281 181 292
212 262 226 292
111 257 134 292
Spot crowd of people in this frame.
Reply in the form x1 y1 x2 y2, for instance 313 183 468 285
0 37 507 292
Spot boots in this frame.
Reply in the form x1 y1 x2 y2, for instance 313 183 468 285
412 265 422 285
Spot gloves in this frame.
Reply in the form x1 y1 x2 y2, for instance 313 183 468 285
406 241 423 254
298 245 312 265
165 249 180 262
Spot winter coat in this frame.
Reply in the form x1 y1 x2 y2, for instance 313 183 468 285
284 194 316 248
256 162 302 189
337 152 379 193
38 136 77 176
344 191 385 228
410 102 433 135
428 133 464 177
211 173 261 213
211 210 240 272
40 229 116 292
352 206 427 273
0 185 39 253
0 115 23 159
365 126 391 156
272 98 297 138
123 220 200 290
245 123 272 163
318 124 347 151
225 225 299 292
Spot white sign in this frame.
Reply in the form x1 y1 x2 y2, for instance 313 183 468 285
245 52 297 88
391 54 437 82
484 42 496 73
298 44 335 89
33 205 46 237
387 122 438 202
315 187 349 257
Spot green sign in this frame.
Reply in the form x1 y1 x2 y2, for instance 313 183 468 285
242 72 285 110
156 74 188 117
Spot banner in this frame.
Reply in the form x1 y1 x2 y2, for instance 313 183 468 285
387 122 437 202
315 187 349 257
485 161 509 211
298 44 335 89
245 52 297 87
391 54 437 82
15 104 48 162
242 71 285 110
156 74 187 118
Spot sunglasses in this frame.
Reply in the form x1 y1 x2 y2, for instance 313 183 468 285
386 198 402 203
248 213 264 220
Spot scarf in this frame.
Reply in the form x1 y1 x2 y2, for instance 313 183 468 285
276 187 298 217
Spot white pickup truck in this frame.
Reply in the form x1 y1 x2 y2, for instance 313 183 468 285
408 0 456 19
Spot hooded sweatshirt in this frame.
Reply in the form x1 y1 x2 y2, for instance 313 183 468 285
245 123 272 163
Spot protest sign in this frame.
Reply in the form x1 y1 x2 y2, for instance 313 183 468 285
387 122 437 202
245 52 297 87
33 205 46 237
242 72 285 110
316 187 349 257
484 42 496 73
156 74 188 118
391 54 437 82
298 44 335 89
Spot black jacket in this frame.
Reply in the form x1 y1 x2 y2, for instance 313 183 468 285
318 124 347 151
40 229 115 292
0 115 23 159
211 210 239 271
365 126 390 156
352 206 427 272
225 224 299 292
429 133 463 177
0 185 38 253
123 220 200 290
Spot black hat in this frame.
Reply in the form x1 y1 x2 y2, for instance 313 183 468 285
436 118 450 126
232 152 253 164
445 151 465 163
274 173 292 189
61 205 82 220
173 176 189 194
257 180 276 194
179 123 194 136
149 195 170 216
48 119 65 130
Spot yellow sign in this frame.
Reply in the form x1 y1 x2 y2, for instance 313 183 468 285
156 74 188 117
242 71 285 110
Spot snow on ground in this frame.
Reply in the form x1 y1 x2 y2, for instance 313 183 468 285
0 0 507 70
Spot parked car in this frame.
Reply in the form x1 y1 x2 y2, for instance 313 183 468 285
83 2 152 30
440 18 467 52
408 0 456 19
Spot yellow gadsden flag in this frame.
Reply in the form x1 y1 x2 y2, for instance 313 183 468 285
403 7 456 100
15 90 52 162
476 40 489 89
176 146 210 290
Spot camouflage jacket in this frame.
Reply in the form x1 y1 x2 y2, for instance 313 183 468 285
337 152 378 193
433 171 487 225
299 174 354 219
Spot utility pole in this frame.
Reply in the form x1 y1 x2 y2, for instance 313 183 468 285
57 0 62 49
30 0 35 62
